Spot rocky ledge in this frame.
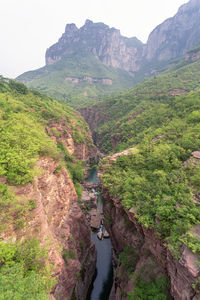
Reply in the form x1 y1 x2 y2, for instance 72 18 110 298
102 189 200 300
3 157 97 300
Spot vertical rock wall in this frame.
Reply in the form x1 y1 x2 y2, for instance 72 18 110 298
102 190 200 300
4 157 96 299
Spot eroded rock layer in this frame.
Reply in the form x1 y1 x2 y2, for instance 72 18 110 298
102 190 200 300
4 157 96 300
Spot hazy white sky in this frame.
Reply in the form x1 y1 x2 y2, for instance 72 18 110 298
0 0 187 78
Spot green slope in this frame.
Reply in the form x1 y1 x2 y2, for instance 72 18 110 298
88 59 200 153
0 77 92 298
99 63 200 294
16 52 135 108
101 86 200 259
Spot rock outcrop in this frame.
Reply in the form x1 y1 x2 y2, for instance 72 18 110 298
46 0 200 72
143 0 200 63
3 157 96 300
46 118 97 161
102 189 200 299
65 76 113 85
17 0 200 105
46 19 143 73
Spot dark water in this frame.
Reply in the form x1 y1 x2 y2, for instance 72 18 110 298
86 168 113 300
89 235 113 300
86 167 99 184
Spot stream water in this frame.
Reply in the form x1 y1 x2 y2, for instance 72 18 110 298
86 168 113 300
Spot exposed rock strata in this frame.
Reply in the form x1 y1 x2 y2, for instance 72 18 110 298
79 107 107 133
46 0 200 73
185 50 200 62
46 20 143 73
102 190 200 299
2 157 96 299
65 76 113 85
143 0 200 63
46 118 97 160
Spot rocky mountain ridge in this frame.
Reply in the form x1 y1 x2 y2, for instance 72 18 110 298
45 19 143 73
17 0 200 106
143 0 200 63
45 0 200 73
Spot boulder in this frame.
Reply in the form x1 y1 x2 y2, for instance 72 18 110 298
97 231 103 240
103 230 110 238
192 151 200 159
90 209 102 229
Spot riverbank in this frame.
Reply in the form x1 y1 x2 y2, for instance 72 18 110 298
83 167 113 300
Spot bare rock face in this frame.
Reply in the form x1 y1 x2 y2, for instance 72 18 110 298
143 0 200 63
79 107 109 133
45 19 143 73
46 0 200 75
89 209 102 229
4 157 96 300
65 76 113 85
102 189 200 299
46 118 97 161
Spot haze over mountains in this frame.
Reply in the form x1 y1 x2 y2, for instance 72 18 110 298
17 0 200 107
2 0 200 299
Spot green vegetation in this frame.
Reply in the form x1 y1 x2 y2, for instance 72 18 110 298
0 239 54 299
62 249 76 263
0 76 92 297
128 275 168 300
90 60 200 153
100 63 200 258
17 53 135 108
57 141 84 198
0 77 91 185
118 245 138 275
0 184 36 233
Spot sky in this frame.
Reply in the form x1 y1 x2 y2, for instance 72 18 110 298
0 0 187 78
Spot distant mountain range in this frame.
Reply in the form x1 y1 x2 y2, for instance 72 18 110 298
17 0 200 107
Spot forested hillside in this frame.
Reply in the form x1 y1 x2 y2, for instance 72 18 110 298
0 77 95 298
82 59 200 153
98 60 200 298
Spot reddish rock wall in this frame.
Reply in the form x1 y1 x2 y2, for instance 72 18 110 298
2 157 96 300
46 118 97 161
102 190 200 300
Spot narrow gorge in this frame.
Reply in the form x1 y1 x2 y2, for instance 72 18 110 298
1 0 200 299
78 107 200 300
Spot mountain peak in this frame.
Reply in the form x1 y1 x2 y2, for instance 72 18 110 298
178 0 200 12
65 23 78 34
144 0 200 62
84 19 93 26
45 20 143 72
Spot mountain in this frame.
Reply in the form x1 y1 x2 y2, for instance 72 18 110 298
17 20 143 107
0 77 97 299
143 0 200 63
46 20 143 73
80 50 200 153
17 0 200 108
83 50 200 299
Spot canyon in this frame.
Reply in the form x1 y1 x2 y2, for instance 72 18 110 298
2 0 200 299
17 0 200 107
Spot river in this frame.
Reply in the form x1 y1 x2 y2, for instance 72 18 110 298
86 168 113 300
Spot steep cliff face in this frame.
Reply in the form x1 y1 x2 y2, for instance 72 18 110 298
46 0 200 72
46 19 143 73
0 77 98 299
6 157 96 300
143 0 200 63
103 192 200 300
17 0 200 106
99 145 200 299
46 118 97 160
